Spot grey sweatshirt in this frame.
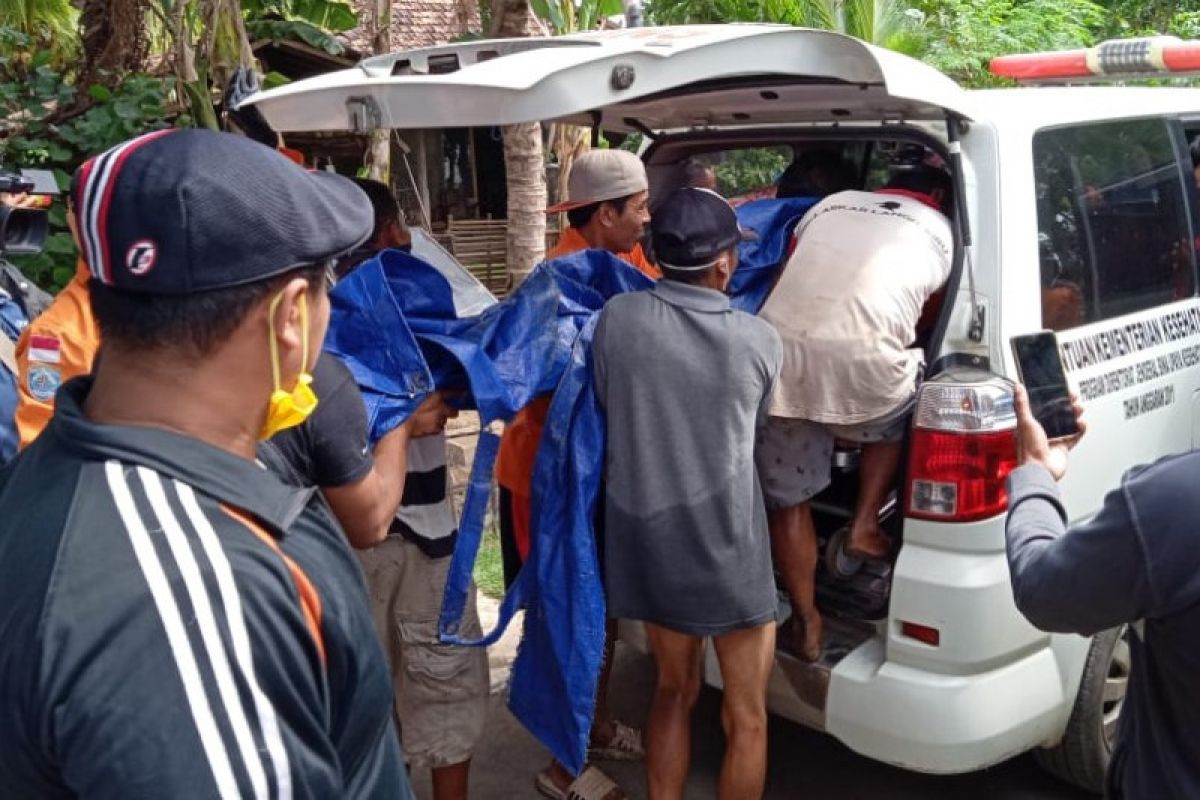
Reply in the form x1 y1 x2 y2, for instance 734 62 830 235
1006 458 1200 799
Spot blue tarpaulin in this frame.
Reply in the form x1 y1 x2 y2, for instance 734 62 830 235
323 203 820 770
730 196 818 313
326 248 653 773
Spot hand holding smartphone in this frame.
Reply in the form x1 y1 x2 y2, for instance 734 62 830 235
1010 330 1080 440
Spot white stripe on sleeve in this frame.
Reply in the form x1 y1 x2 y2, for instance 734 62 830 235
175 479 294 800
104 460 242 800
138 467 270 800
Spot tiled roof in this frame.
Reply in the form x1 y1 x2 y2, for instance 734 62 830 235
341 0 482 58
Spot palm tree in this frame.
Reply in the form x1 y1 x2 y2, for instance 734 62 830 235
491 0 549 288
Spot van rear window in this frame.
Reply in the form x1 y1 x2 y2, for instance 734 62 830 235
1033 118 1196 331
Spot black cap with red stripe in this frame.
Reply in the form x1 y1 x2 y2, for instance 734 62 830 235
72 128 372 294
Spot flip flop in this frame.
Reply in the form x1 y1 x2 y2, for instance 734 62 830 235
535 765 625 800
588 720 644 761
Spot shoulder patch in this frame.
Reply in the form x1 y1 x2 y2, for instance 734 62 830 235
27 333 61 364
27 364 61 401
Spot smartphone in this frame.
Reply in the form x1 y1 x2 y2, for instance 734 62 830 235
1010 330 1080 440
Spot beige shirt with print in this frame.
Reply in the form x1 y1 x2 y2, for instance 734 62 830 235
760 190 952 425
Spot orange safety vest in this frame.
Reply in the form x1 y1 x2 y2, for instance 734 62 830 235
14 262 99 449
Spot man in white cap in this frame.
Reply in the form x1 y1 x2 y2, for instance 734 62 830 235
544 148 658 277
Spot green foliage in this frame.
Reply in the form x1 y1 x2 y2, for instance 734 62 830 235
242 0 358 55
531 0 624 34
473 525 506 600
1 28 180 292
244 18 347 54
0 0 78 63
242 0 357 31
915 0 1105 86
713 146 790 197
647 0 925 49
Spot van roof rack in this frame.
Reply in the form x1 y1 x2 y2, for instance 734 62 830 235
989 36 1200 84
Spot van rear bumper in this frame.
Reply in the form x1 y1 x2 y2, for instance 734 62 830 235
825 637 1068 773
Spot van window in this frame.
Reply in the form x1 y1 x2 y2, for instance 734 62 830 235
711 145 793 200
1033 118 1196 331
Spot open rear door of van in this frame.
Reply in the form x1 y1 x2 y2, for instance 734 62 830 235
240 24 975 133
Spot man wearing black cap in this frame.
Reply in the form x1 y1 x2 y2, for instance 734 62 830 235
0 129 413 799
593 187 782 800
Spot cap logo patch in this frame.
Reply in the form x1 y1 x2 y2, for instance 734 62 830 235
125 240 158 276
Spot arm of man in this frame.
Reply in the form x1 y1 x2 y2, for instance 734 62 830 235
757 324 783 424
321 391 457 549
1006 465 1154 635
1004 383 1155 635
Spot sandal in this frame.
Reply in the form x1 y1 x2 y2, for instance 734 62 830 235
535 764 625 800
588 720 644 761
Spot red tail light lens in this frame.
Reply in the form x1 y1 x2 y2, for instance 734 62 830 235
906 428 1018 522
905 376 1019 523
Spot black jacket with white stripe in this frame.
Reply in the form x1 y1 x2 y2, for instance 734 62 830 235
0 379 412 799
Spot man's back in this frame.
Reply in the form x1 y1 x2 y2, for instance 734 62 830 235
595 281 781 634
0 381 405 798
760 189 951 424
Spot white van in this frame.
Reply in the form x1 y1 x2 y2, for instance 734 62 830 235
243 26 1200 793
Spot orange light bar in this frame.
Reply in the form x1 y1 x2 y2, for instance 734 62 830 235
990 36 1200 81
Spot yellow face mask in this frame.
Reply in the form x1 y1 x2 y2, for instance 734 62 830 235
259 290 319 440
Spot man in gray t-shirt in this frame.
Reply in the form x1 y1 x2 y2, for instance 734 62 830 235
594 187 782 799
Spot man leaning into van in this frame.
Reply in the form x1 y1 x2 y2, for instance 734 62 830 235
1005 385 1200 799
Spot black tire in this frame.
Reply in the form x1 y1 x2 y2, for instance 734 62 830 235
1034 626 1130 794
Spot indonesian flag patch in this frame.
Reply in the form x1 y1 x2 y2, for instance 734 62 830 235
28 334 61 364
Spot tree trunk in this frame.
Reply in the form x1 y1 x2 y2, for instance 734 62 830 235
78 0 150 90
364 0 392 183
491 0 548 288
500 122 548 286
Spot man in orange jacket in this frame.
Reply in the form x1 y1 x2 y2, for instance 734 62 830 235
13 189 98 449
497 148 655 800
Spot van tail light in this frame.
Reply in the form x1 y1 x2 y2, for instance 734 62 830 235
905 378 1018 523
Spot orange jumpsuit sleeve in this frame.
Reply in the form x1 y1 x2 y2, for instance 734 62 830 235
626 243 661 280
14 270 100 449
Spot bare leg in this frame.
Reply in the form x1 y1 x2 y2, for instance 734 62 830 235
845 441 902 560
645 623 704 800
430 761 469 800
712 624 775 800
767 503 821 661
591 618 619 745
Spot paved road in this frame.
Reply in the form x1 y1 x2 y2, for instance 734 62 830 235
411 643 1093 800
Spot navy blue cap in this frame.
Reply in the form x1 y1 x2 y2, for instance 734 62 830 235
72 128 372 294
651 187 755 270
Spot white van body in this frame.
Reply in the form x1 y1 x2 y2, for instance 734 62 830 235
243 27 1200 791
